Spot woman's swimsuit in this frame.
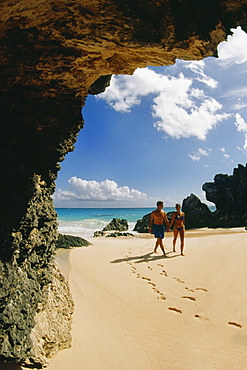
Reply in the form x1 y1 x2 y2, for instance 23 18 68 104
175 213 184 231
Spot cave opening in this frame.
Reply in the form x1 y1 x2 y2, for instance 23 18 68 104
1 2 247 366
53 27 247 239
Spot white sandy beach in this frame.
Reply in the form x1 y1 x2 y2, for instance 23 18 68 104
36 229 247 369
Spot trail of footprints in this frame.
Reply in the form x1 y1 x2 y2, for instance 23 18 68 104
126 250 242 329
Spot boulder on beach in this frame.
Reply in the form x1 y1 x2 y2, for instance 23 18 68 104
94 231 106 238
106 232 134 238
103 218 128 231
55 234 92 249
133 213 151 233
182 194 212 229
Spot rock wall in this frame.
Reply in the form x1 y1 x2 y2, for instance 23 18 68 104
1 0 247 367
182 193 213 229
203 164 247 227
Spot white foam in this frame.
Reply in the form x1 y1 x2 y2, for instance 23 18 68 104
58 220 138 239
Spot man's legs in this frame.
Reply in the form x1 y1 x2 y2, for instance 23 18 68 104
154 237 166 255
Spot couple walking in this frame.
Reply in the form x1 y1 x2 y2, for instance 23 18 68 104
148 201 185 256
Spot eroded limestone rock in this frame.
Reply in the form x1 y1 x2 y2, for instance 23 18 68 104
103 218 128 232
203 164 247 227
1 0 247 367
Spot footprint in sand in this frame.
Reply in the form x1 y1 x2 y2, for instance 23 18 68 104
141 277 151 281
131 267 136 274
228 321 242 328
152 287 160 294
160 270 168 277
148 282 156 287
185 287 195 292
147 265 152 270
174 278 185 284
168 307 182 314
195 314 209 322
157 294 166 300
157 264 164 267
181 296 196 301
195 288 208 292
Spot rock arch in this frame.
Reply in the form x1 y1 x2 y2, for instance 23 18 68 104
0 0 247 367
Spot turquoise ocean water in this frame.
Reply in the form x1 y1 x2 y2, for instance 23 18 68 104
56 207 175 239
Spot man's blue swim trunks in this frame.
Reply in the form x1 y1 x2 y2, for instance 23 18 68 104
153 224 165 238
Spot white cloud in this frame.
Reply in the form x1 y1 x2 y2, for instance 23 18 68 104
188 154 200 162
53 177 148 202
184 61 218 88
188 147 211 161
220 86 247 99
234 113 247 151
98 67 229 140
218 27 247 66
219 147 231 159
152 90 229 140
235 100 247 110
198 148 211 156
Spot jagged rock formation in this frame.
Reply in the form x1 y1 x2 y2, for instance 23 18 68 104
203 164 247 227
94 230 106 238
182 193 213 229
55 234 92 249
103 218 128 232
106 232 134 237
26 263 74 367
133 213 151 233
1 0 247 367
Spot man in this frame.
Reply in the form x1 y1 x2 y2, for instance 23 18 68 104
148 201 170 255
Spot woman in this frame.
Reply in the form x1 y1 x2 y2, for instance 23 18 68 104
169 204 185 256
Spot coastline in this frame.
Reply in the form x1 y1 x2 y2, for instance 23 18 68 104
43 227 247 370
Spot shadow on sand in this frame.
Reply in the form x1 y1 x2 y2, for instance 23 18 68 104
111 251 180 265
0 363 22 370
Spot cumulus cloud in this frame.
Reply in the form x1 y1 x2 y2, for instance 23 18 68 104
188 147 211 161
53 177 148 202
218 27 247 65
234 113 247 151
98 67 229 140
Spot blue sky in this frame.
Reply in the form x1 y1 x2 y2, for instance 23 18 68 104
53 27 247 208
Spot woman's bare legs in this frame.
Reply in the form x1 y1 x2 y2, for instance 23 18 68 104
173 228 179 252
179 228 185 255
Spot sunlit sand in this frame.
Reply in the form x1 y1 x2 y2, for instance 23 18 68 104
44 228 247 369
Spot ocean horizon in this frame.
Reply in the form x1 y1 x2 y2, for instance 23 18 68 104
56 207 174 239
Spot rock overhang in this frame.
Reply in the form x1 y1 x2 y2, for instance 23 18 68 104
1 0 247 367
